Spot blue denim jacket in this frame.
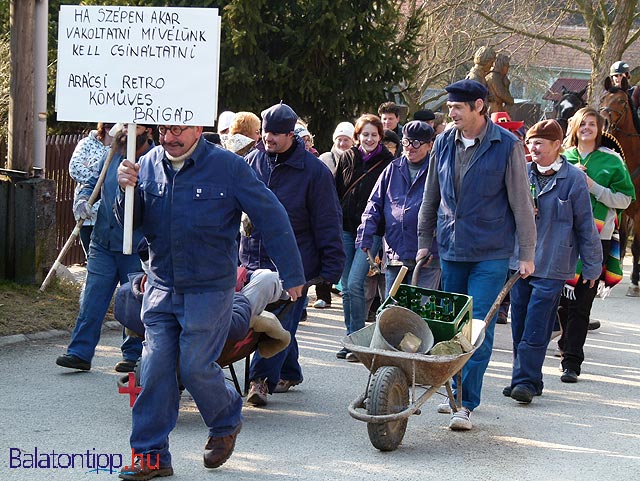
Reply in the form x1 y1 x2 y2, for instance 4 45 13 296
116 138 305 293
356 155 438 263
81 146 151 252
512 161 602 280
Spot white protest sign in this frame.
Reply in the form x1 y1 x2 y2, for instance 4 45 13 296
55 5 220 125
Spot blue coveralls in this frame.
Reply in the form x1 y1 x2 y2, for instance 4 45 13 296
116 137 305 467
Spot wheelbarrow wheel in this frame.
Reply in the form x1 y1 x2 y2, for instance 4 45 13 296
366 366 409 451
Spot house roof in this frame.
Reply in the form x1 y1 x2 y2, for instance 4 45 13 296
542 78 589 101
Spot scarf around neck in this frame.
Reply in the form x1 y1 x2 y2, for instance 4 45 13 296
359 143 382 163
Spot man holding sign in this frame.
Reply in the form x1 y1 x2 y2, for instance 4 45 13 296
116 124 305 478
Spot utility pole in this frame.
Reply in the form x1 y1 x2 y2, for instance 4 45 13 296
0 0 55 284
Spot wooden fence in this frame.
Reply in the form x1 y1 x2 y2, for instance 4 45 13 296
45 134 85 266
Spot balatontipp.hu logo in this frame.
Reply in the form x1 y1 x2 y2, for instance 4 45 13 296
8 447 123 474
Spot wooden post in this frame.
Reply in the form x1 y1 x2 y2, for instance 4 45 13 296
8 0 36 173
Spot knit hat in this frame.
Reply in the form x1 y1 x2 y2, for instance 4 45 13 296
333 121 355 141
217 111 236 133
402 120 435 143
294 124 311 139
413 109 436 122
445 79 488 102
490 112 524 132
526 119 563 143
261 102 298 134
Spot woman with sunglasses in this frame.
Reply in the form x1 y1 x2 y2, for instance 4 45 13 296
357 121 440 295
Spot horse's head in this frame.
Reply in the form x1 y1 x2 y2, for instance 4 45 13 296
599 80 631 132
554 86 587 134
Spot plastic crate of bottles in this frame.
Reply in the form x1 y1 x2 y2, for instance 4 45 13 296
379 285 473 343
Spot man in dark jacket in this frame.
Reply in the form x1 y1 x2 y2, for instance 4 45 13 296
240 102 345 406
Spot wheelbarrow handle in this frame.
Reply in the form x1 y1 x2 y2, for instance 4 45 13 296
410 255 433 286
482 271 521 325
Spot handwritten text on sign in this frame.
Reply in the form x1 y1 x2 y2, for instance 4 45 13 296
55 6 220 125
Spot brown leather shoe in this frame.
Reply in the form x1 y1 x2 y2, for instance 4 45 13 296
203 424 242 469
118 460 173 480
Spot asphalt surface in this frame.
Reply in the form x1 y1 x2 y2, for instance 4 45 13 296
0 261 639 481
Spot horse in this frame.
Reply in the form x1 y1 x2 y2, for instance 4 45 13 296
599 76 640 296
553 86 587 135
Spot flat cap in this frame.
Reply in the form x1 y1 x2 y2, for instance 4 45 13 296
402 120 435 143
445 79 488 102
526 119 563 143
261 102 298 134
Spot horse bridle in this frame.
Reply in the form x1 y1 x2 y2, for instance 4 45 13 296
599 97 640 138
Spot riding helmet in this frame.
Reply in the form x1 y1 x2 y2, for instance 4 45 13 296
610 61 630 76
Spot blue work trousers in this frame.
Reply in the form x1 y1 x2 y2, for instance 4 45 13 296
66 241 142 363
249 296 306 393
440 258 509 411
509 276 564 394
130 286 242 467
341 232 381 334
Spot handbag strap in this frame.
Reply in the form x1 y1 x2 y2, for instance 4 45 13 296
341 158 386 202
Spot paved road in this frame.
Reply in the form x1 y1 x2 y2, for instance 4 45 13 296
1 263 639 481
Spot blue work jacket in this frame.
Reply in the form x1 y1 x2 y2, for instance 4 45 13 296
356 156 437 263
239 138 345 283
434 122 517 261
116 137 305 294
513 160 602 280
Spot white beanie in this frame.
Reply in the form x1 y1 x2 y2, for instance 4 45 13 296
333 121 355 141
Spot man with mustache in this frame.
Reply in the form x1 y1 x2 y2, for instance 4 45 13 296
116 122 304 479
56 124 154 373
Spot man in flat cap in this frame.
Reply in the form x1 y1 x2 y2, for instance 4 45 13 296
115 121 305 477
240 102 345 406
416 79 536 430
502 120 600 404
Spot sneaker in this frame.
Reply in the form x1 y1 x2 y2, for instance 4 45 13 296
56 354 91 371
313 299 328 309
247 379 268 406
588 319 601 331
273 378 302 393
560 369 578 383
336 347 350 359
437 400 452 414
449 407 472 431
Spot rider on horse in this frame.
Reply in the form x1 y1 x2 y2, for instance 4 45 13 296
610 61 640 133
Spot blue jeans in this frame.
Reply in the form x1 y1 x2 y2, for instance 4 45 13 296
385 263 441 295
249 296 306 392
131 286 242 467
440 258 509 411
66 241 143 363
341 232 381 335
509 276 564 394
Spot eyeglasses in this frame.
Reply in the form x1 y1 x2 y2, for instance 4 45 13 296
402 138 430 148
158 125 191 136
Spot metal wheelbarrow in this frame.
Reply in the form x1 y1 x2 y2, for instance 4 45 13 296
343 258 519 451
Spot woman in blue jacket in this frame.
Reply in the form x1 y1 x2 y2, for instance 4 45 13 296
357 121 441 294
505 120 602 404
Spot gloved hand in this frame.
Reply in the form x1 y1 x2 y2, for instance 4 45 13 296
73 198 93 220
